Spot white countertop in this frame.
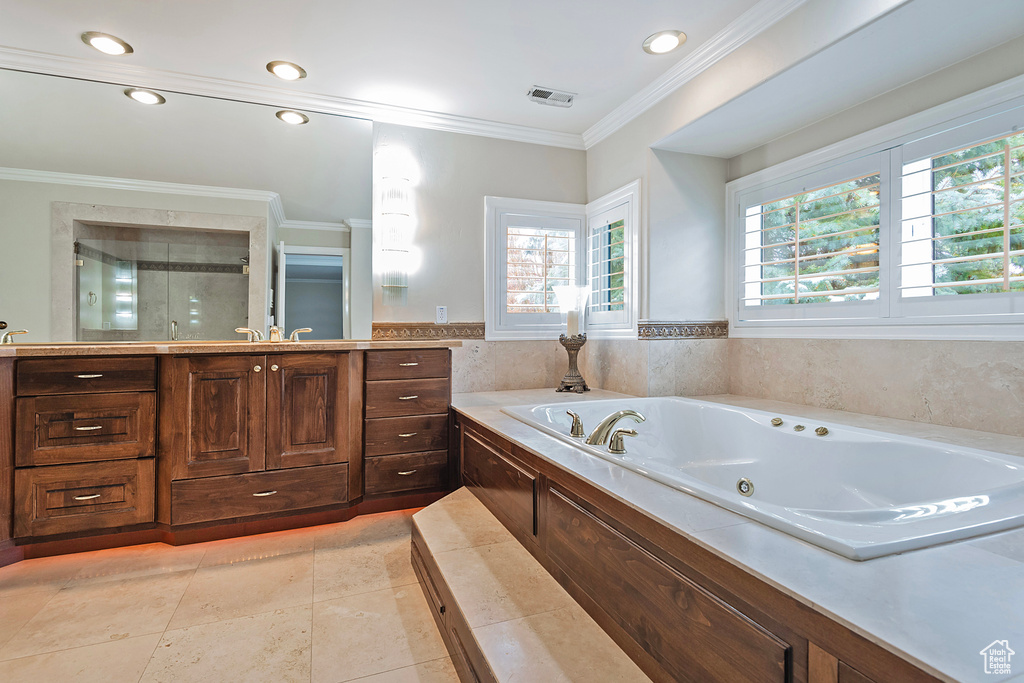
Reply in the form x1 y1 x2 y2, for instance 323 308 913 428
452 389 1024 683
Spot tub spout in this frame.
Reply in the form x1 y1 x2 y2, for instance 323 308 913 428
585 409 645 446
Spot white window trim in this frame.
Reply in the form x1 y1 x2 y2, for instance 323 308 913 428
484 196 585 341
586 180 641 339
725 73 1024 340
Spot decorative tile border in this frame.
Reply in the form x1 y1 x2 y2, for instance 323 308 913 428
76 242 245 274
372 322 486 340
637 320 728 339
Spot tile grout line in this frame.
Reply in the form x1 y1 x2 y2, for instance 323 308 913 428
339 654 454 683
311 577 422 605
0 587 65 656
140 546 209 681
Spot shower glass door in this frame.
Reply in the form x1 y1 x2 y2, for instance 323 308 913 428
75 226 249 341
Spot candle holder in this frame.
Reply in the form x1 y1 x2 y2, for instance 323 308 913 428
556 333 589 393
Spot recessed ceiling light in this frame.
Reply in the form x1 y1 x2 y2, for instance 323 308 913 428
81 31 133 56
642 30 686 55
124 88 165 105
276 110 309 125
267 61 307 81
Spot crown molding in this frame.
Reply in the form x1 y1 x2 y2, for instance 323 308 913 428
0 46 585 151
279 219 350 233
582 0 808 149
0 166 280 204
346 219 373 230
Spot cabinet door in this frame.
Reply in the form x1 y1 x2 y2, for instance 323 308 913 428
172 355 266 479
266 353 351 470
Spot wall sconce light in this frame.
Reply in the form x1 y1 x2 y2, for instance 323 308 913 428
379 174 413 306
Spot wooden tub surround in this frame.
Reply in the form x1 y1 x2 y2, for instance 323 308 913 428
435 390 992 683
0 341 458 567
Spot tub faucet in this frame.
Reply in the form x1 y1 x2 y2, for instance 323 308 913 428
585 409 646 446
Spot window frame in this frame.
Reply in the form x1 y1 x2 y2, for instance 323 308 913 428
586 180 640 339
484 196 585 341
726 76 1024 340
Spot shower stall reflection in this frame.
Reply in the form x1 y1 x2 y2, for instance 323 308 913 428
75 226 250 341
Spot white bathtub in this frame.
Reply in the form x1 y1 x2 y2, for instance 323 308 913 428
502 397 1024 560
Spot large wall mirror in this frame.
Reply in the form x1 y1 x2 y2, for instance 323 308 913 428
0 68 372 343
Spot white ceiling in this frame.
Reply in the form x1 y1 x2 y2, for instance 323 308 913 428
655 0 1024 158
0 0 763 138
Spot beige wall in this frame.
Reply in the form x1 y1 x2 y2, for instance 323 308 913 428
0 179 270 342
371 123 587 324
727 33 1024 180
728 339 1024 438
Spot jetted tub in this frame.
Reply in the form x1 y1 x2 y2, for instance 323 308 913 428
502 397 1024 560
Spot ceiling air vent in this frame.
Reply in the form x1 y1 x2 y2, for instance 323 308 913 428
527 86 575 108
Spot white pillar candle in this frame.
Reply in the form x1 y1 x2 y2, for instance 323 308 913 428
567 310 579 337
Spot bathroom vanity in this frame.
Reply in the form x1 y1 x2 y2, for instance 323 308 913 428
0 341 458 563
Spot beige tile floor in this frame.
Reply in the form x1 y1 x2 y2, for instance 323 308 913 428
0 510 459 683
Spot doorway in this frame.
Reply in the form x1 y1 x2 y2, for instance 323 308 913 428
275 244 351 340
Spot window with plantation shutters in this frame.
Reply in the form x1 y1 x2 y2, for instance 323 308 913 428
900 130 1024 298
744 173 882 307
505 225 575 314
728 85 1024 338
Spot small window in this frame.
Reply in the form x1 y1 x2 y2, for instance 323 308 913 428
485 196 585 340
586 180 640 338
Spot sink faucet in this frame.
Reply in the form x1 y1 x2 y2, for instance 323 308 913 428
268 326 285 342
235 327 265 342
585 409 646 446
0 329 27 344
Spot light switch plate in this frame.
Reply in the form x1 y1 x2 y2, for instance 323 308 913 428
436 305 448 324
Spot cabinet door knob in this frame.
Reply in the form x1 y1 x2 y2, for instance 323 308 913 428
271 364 279 372
253 365 262 372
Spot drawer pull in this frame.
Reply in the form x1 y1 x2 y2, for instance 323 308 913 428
398 395 418 400
73 493 102 501
398 432 418 438
75 373 104 379
252 490 277 497
397 470 418 476
74 425 103 431
398 362 419 367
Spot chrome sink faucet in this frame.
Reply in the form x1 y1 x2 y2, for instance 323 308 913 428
585 409 646 446
268 326 285 342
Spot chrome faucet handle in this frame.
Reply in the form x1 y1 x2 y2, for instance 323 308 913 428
585 409 646 445
268 326 285 342
235 327 263 342
566 410 585 438
289 328 312 342
608 428 637 455
0 329 27 344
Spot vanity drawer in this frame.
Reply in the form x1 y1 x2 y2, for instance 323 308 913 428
365 450 448 495
16 392 156 466
365 414 449 457
365 378 450 419
170 463 349 525
365 349 450 381
17 357 157 396
14 459 155 538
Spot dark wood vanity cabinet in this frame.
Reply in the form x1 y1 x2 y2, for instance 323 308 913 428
159 352 361 526
11 356 157 538
363 349 451 498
